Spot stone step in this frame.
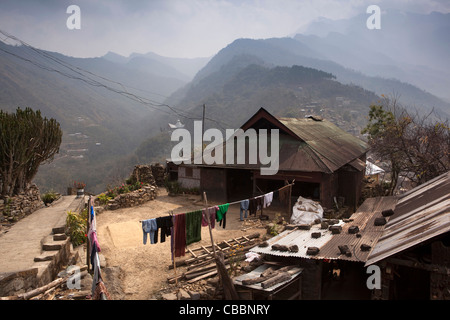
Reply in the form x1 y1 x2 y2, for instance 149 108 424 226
41 235 69 251
34 250 59 262
53 233 67 241
52 226 66 234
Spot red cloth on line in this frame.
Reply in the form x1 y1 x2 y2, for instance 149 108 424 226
202 206 217 228
173 213 186 258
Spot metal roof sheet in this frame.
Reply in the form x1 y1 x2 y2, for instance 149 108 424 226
188 108 369 173
250 196 397 262
250 223 343 259
365 171 450 266
277 117 369 172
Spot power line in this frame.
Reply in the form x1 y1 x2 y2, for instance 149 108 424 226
0 29 232 129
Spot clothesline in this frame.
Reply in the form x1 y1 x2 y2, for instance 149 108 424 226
139 181 295 222
226 182 295 206
139 181 295 263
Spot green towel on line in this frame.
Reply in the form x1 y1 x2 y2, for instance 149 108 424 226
186 210 202 245
216 203 229 222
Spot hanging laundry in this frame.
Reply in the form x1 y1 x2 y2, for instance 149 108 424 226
156 216 173 243
91 253 102 295
202 206 217 228
93 280 111 300
90 232 101 257
217 203 229 229
240 199 249 221
90 240 99 267
186 210 202 245
142 219 158 245
263 192 273 208
249 196 264 216
90 204 95 222
173 213 186 257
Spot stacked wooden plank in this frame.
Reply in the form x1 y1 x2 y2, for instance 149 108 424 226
167 233 261 284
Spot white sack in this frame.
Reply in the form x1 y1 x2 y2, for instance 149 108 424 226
290 196 323 225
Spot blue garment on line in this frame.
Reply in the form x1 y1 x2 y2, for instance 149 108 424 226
142 219 158 245
240 199 249 220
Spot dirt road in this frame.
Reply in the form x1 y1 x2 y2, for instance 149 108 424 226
96 189 274 300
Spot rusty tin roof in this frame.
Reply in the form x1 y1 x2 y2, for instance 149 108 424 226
277 116 368 173
191 108 369 173
365 171 450 266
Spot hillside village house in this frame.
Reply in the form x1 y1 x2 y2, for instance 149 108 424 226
174 108 369 211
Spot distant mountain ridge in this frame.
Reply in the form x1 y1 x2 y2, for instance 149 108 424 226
103 51 210 81
296 10 450 104
179 36 450 119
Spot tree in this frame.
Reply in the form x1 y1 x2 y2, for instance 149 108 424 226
362 96 449 195
0 107 62 197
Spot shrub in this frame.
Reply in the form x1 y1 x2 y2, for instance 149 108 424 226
164 179 182 195
104 181 145 199
97 193 113 205
66 209 88 247
41 190 59 205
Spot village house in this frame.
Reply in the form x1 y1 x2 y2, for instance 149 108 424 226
175 107 369 211
239 171 449 300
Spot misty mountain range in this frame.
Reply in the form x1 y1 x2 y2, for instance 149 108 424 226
0 9 448 194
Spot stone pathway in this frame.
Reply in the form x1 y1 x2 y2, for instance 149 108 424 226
0 195 78 273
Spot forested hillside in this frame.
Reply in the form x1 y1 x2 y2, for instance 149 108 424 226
0 41 191 194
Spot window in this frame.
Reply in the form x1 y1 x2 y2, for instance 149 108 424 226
185 167 193 177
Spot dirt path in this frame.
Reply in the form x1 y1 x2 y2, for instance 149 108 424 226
96 189 279 300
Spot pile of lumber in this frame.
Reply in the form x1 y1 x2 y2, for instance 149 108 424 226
168 233 261 284
0 265 90 300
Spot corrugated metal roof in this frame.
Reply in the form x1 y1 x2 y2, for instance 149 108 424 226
250 223 343 259
277 117 369 172
365 171 450 266
250 196 397 262
188 108 369 173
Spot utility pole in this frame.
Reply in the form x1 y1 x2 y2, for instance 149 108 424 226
202 104 205 164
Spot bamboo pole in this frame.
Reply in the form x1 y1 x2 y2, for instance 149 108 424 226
170 210 178 285
203 192 217 259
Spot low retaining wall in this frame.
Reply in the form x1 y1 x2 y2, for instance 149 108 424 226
105 186 157 210
0 184 43 223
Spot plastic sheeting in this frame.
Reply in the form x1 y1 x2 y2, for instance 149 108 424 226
290 196 323 225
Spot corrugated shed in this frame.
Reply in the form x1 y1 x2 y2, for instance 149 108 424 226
250 196 397 262
365 171 450 266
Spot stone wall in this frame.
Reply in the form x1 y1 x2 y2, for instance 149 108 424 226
105 186 157 210
0 184 43 223
151 163 166 186
96 164 164 211
131 164 155 185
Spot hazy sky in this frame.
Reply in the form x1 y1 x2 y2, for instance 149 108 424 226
0 0 449 58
